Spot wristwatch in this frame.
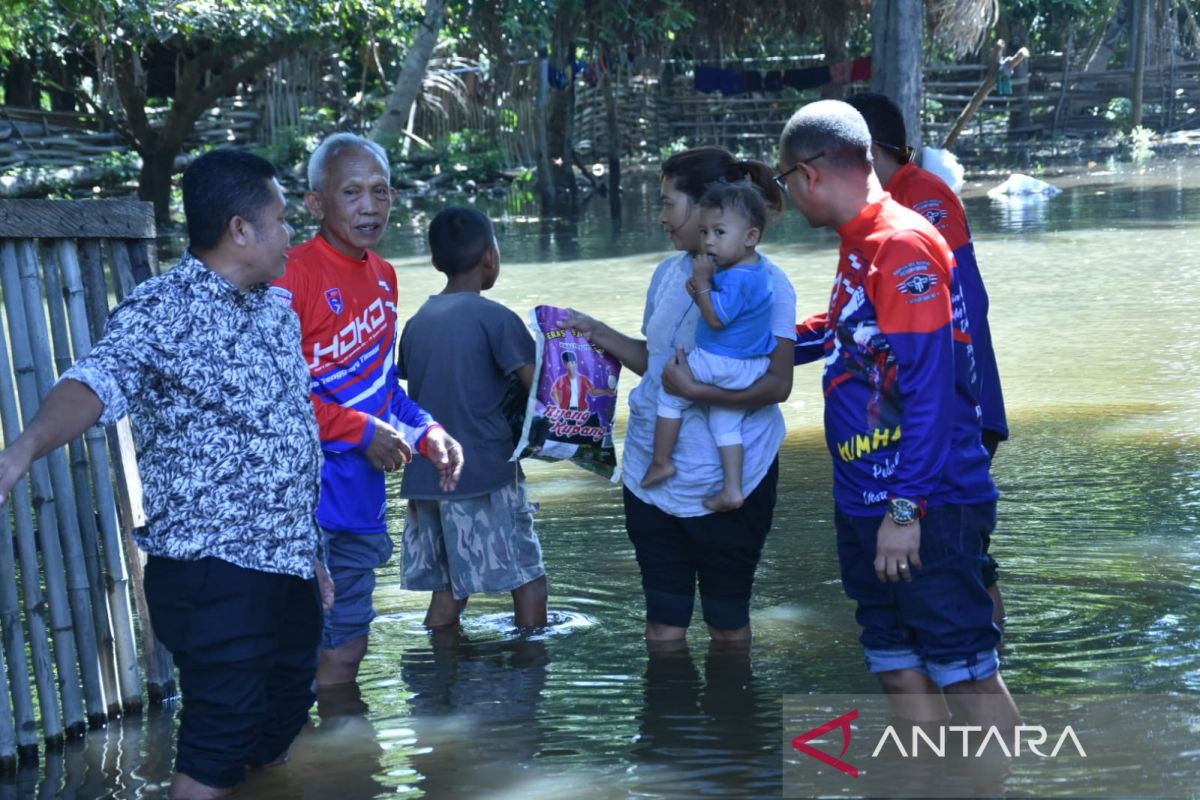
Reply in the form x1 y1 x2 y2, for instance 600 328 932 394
887 498 920 526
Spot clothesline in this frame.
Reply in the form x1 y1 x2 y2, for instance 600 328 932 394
694 58 872 96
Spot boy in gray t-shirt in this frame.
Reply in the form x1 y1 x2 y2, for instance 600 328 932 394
398 207 547 629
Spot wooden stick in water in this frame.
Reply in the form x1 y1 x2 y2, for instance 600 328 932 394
82 236 175 704
55 238 144 715
40 240 122 720
0 240 79 744
15 240 108 730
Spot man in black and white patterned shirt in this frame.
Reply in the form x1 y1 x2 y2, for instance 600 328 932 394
0 150 332 800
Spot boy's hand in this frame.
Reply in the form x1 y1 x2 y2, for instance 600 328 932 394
692 253 716 288
422 427 464 492
365 420 412 472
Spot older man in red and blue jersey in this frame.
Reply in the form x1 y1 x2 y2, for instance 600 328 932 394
782 100 1019 730
844 92 1008 622
273 133 463 687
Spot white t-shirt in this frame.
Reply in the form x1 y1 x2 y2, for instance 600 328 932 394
622 251 797 517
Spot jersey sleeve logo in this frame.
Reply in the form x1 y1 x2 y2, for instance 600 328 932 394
913 199 949 227
324 287 344 314
921 208 949 226
896 272 939 296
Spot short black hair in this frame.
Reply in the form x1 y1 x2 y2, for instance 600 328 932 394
182 150 279 250
428 207 495 275
779 100 873 170
561 351 577 363
699 181 771 232
845 93 913 163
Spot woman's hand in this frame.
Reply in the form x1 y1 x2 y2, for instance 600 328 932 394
560 308 650 377
561 309 605 341
661 347 700 400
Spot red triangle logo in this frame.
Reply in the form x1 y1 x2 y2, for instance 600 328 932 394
791 708 859 778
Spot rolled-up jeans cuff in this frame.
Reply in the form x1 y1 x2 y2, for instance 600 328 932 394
925 648 999 688
864 646 927 675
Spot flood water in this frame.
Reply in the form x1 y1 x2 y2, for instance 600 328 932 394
11 158 1200 798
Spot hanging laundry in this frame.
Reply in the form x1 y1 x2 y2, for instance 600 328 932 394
694 66 722 94
783 66 832 91
764 70 783 91
548 63 570 90
850 58 872 82
720 69 744 95
743 70 764 92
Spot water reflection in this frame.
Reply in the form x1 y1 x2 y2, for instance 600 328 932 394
631 642 781 798
988 194 1054 232
402 633 550 798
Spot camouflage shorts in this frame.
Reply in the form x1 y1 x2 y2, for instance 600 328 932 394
401 479 545 600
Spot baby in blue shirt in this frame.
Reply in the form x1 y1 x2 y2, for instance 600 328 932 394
643 181 776 511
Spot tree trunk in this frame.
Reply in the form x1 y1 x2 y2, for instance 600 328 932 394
1085 0 1132 72
871 0 923 151
602 67 621 222
371 0 447 144
1131 0 1147 127
3 56 38 108
136 149 176 227
545 0 578 213
820 20 851 100
534 52 556 212
107 38 296 225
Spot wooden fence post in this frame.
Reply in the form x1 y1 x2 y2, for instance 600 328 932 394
0 240 84 743
55 239 144 714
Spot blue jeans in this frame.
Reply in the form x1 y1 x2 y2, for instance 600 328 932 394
835 502 1001 688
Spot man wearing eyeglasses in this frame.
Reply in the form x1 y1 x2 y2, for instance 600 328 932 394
844 92 1009 629
781 100 1019 734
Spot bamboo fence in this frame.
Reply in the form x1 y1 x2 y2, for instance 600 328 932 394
0 198 174 772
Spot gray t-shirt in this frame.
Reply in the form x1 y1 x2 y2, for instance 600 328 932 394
623 250 797 517
399 292 535 499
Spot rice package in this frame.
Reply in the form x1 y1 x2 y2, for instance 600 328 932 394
511 305 621 480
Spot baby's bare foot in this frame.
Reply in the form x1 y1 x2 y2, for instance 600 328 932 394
641 461 676 488
703 489 744 513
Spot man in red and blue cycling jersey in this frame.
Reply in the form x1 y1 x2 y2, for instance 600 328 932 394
845 92 1009 625
272 133 463 687
781 100 1019 730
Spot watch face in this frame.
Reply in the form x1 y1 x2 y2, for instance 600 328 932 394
889 498 918 524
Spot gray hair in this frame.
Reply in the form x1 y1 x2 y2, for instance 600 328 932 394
779 100 873 169
307 133 390 192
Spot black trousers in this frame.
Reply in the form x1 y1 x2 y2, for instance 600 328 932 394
145 556 322 788
623 459 779 630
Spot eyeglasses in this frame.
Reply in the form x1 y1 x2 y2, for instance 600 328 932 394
773 152 825 193
875 140 916 164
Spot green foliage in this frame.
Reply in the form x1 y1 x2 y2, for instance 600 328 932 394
440 130 508 179
1127 125 1155 160
659 137 689 160
254 127 320 173
1000 0 1114 51
94 150 142 183
1105 97 1133 125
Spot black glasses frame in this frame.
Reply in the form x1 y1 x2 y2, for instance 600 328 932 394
773 151 826 192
